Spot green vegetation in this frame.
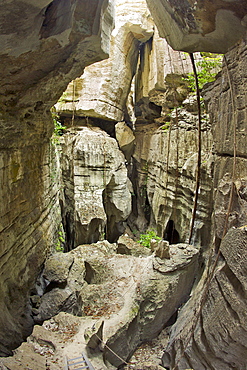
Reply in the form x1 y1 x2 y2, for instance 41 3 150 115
55 225 65 252
161 122 170 131
50 108 66 145
184 53 223 91
138 229 161 248
51 110 66 137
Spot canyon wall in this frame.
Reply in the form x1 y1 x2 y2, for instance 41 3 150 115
0 0 114 355
56 2 247 367
162 34 247 370
0 0 247 368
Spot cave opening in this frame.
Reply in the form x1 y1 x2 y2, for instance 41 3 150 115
163 220 180 244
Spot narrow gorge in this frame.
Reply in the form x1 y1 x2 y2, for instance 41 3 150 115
0 1 247 370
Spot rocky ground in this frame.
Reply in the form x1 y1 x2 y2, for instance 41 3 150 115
0 238 198 370
123 329 169 370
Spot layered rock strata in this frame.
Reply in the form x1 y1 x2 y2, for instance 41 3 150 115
0 141 61 355
56 0 155 122
0 0 114 355
162 36 247 369
134 28 198 123
146 0 247 53
60 125 132 248
0 0 114 116
131 100 214 247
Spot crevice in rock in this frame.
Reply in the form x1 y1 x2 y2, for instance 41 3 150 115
163 220 180 244
215 151 247 159
44 281 67 294
84 261 95 284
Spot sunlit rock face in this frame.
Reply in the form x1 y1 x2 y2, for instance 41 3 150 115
162 36 247 370
146 0 247 53
56 0 154 121
60 125 132 248
0 0 114 355
134 28 202 123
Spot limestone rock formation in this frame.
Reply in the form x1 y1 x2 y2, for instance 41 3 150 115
162 35 247 369
2 240 198 369
115 121 136 162
0 142 62 356
131 101 214 246
146 0 247 53
163 227 247 370
60 125 132 247
1 1 247 368
56 0 155 122
117 234 152 257
134 27 197 123
0 0 114 355
0 0 114 117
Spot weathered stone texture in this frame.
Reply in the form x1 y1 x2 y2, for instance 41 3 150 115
115 121 136 161
0 141 61 354
1 241 198 369
132 107 214 246
0 0 114 115
163 227 247 370
204 37 247 239
60 126 132 247
135 28 194 103
56 0 154 121
146 0 247 53
0 0 114 355
162 36 247 369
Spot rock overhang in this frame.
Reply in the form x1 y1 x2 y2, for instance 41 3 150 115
146 0 247 53
0 0 114 112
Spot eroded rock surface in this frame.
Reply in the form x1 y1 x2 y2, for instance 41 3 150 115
0 142 62 355
1 240 198 369
60 126 132 247
56 0 154 122
131 99 214 246
0 0 114 355
0 0 114 117
163 227 247 370
146 0 247 53
162 36 247 369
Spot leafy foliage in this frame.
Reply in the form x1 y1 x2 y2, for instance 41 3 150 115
52 111 66 136
161 122 170 131
184 53 223 91
138 229 161 248
50 109 66 145
55 226 65 252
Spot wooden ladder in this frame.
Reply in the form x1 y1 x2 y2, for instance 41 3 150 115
64 352 95 370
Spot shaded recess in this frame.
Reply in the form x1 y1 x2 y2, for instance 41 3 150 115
164 220 180 244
